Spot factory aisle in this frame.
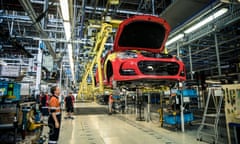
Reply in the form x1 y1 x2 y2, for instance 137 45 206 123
58 102 207 144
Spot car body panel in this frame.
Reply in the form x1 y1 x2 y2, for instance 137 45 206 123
113 15 170 53
103 51 186 85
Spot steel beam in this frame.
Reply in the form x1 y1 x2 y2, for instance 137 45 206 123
18 0 56 59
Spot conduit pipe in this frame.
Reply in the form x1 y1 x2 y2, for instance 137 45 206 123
19 0 56 59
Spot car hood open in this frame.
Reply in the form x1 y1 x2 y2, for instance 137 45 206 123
113 15 170 53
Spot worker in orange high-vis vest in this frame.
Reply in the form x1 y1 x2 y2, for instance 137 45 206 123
48 86 61 144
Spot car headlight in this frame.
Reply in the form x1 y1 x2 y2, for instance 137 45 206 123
116 51 138 59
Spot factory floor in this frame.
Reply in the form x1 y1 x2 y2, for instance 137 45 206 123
40 102 208 144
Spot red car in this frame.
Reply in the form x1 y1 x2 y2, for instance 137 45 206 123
96 15 186 87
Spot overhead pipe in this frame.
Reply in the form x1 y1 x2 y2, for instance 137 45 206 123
0 14 31 21
72 0 77 39
30 0 151 16
80 0 86 39
214 33 222 76
186 47 240 64
85 6 152 15
188 45 193 80
137 0 144 12
18 0 56 59
42 0 48 29
166 0 221 37
182 34 240 57
69 0 74 24
0 14 63 26
152 0 155 15
92 0 99 19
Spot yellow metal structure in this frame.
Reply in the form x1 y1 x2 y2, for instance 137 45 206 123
108 0 119 5
78 23 113 99
141 86 169 93
78 62 93 99
88 19 122 29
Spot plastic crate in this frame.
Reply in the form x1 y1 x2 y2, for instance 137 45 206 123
0 82 8 96
13 83 21 101
164 112 194 125
0 81 21 101
182 89 197 97
164 114 178 125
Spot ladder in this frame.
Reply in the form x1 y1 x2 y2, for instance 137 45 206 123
197 86 224 144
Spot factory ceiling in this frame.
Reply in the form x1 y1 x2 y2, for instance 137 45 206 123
0 0 240 82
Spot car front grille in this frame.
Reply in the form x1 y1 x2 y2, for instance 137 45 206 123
138 61 179 75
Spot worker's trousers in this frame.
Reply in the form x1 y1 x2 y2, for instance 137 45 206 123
48 114 61 144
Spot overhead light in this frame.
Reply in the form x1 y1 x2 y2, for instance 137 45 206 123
60 0 70 21
68 44 75 81
60 0 71 41
60 0 74 82
0 60 7 66
63 22 71 41
221 0 240 4
166 34 184 46
184 8 228 34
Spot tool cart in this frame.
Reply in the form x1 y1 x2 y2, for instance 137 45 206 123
163 87 197 128
0 81 43 143
0 81 22 143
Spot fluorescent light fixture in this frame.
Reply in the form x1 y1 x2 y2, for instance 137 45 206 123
60 0 74 81
166 34 184 46
0 60 7 66
184 8 228 34
60 0 70 21
63 22 71 41
68 44 75 81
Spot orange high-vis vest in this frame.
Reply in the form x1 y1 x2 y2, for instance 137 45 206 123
48 96 61 115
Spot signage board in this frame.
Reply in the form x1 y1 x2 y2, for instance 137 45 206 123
0 65 20 77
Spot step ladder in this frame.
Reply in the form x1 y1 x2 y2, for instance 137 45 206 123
197 86 224 144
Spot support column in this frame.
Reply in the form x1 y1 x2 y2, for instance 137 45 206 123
151 0 155 15
35 41 43 98
188 45 194 80
42 0 48 29
59 62 63 92
177 42 180 57
179 82 185 132
214 33 222 76
147 92 151 122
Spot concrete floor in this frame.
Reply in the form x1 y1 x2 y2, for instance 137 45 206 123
46 102 208 144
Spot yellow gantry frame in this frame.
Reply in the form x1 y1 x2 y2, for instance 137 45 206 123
78 23 113 99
